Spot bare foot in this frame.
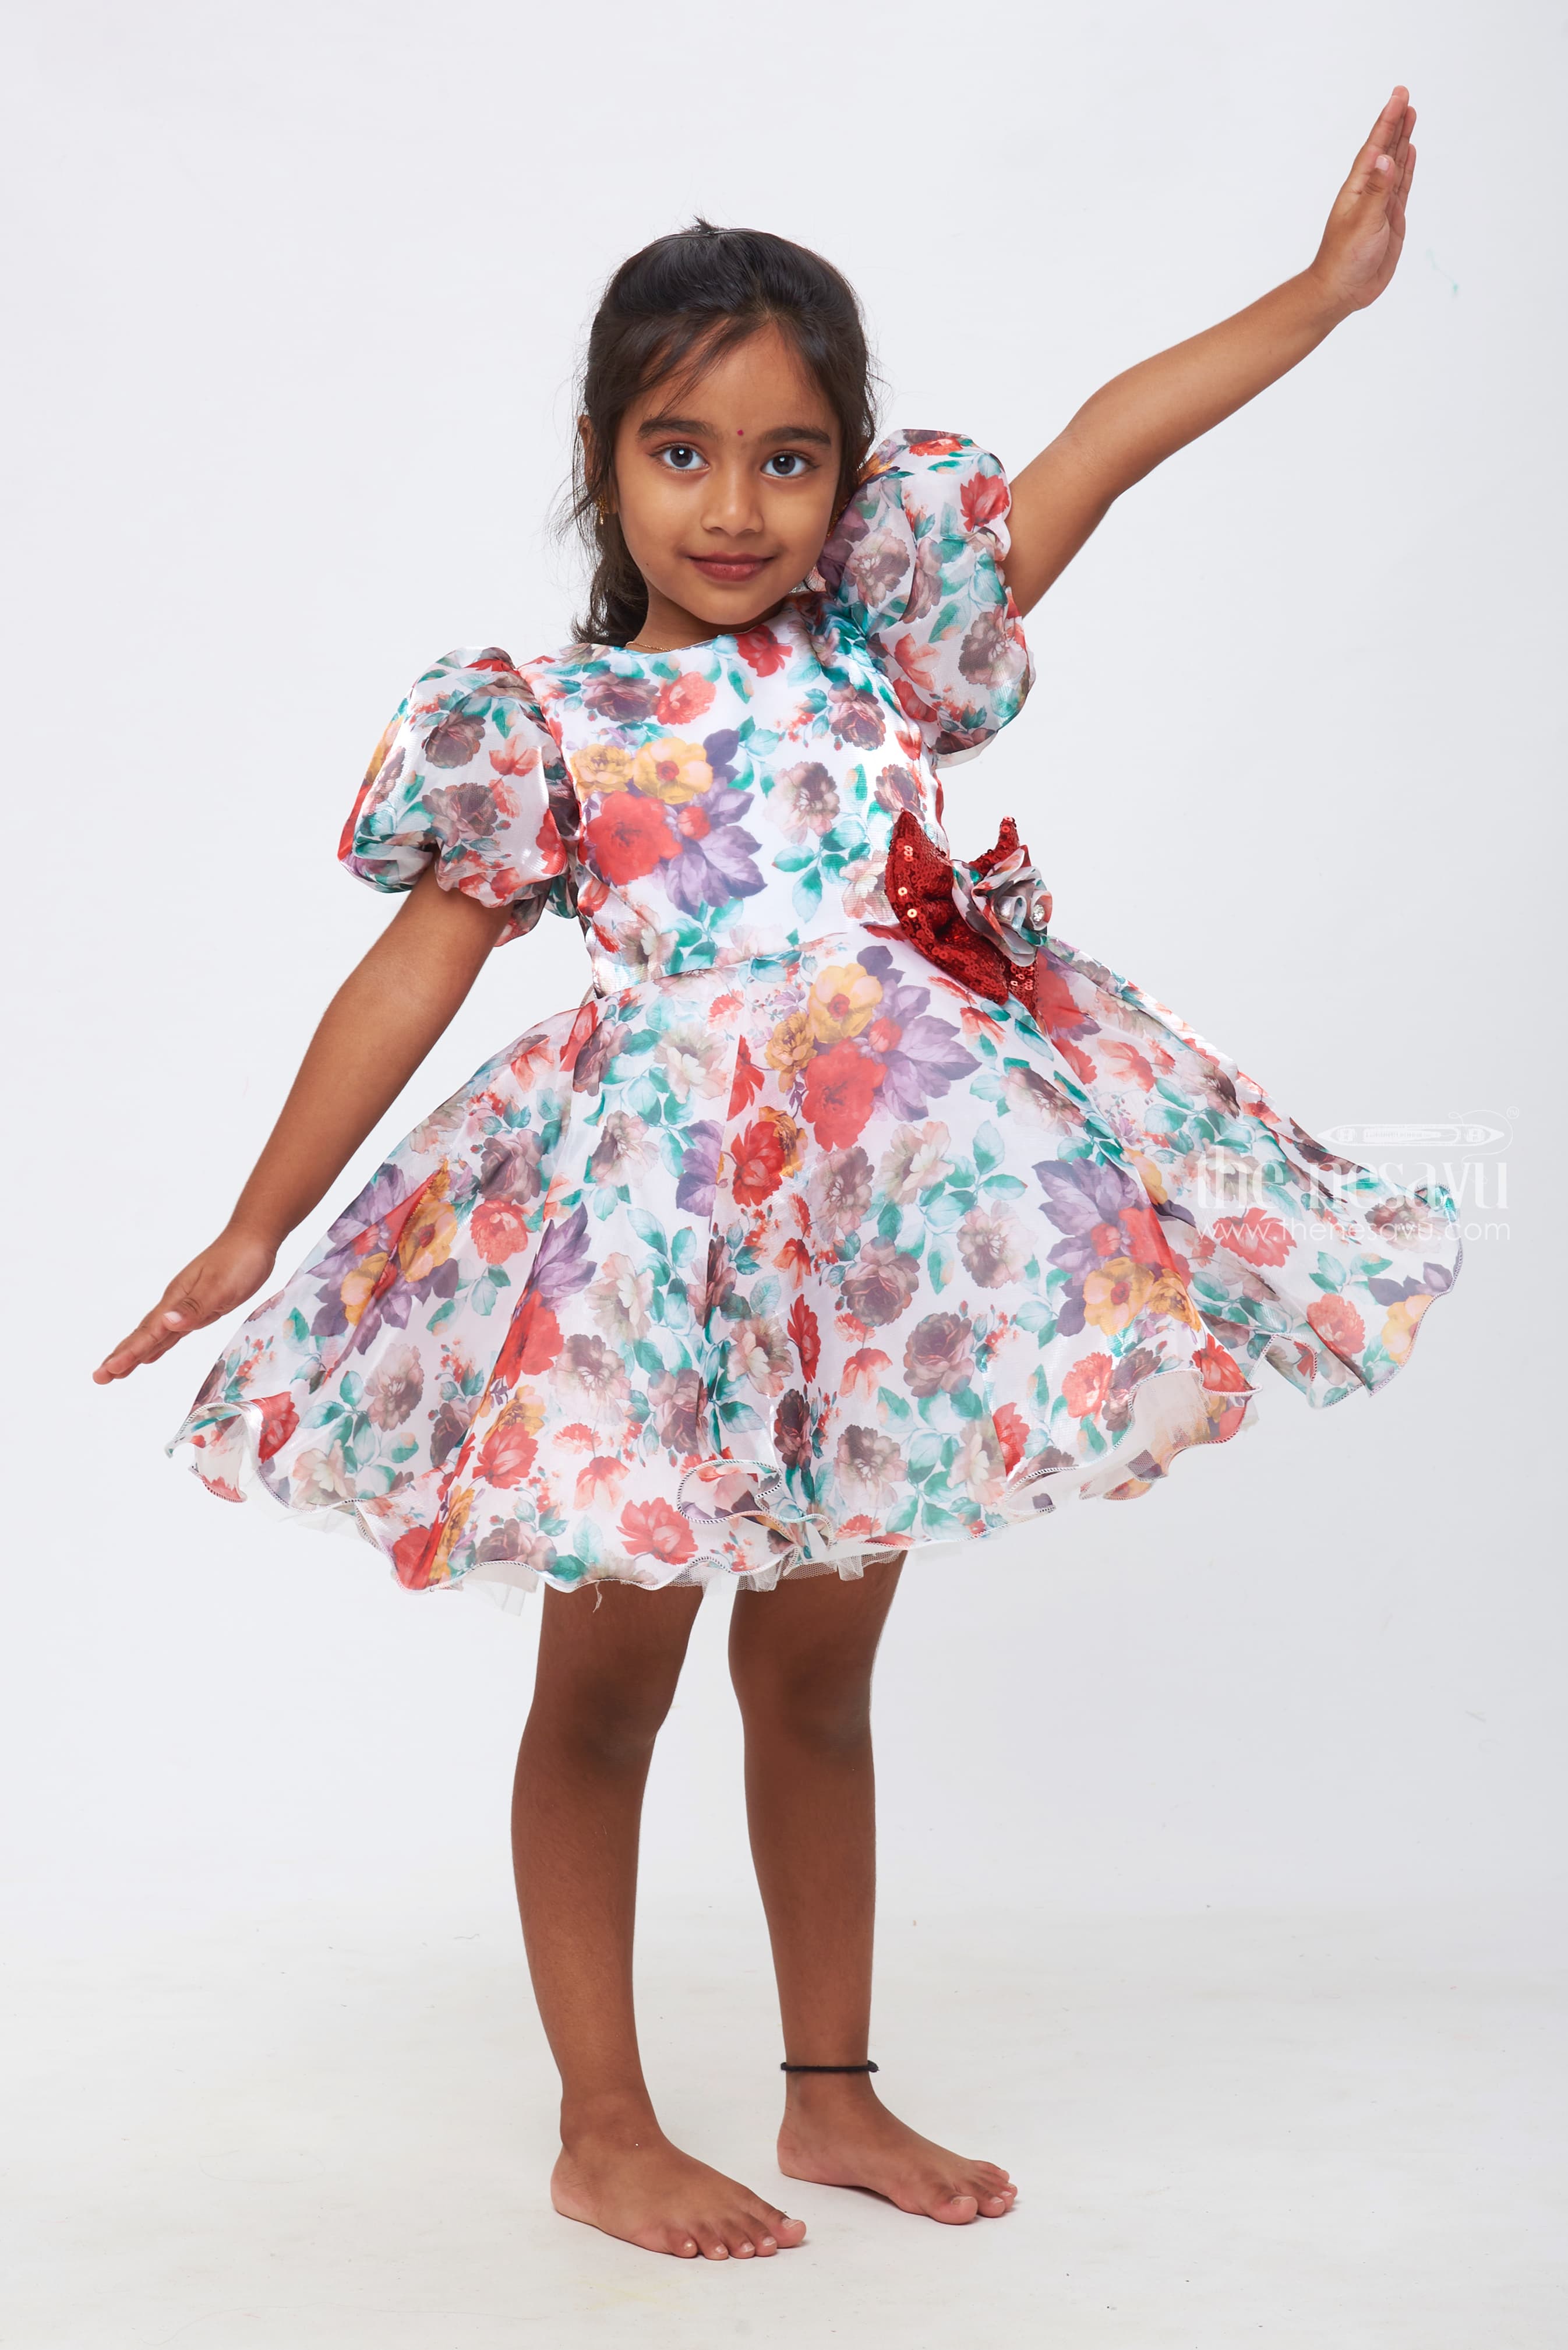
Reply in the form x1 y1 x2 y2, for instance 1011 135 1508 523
552 2118 807 2260
777 2076 1017 2224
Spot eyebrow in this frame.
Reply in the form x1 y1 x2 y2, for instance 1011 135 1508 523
636 413 835 448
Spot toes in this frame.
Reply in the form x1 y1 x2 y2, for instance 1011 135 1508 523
692 2225 729 2260
746 2208 780 2254
666 2228 701 2258
931 2189 980 2224
772 2212 807 2246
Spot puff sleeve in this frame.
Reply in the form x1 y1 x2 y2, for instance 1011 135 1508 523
814 430 1034 758
339 647 578 943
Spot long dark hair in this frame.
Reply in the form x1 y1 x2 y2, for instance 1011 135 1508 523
565 221 880 647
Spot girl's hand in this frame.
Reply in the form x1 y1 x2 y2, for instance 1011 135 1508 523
92 869 510 1391
1309 87 1417 316
93 1225 278 1384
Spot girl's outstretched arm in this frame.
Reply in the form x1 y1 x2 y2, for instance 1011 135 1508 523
93 867 512 1382
1001 87 1417 615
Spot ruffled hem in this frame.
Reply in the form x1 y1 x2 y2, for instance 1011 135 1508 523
168 1347 1265 1617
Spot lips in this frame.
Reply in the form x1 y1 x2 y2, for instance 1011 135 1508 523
687 555 772 583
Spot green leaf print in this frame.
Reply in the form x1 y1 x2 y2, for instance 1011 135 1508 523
628 1209 669 1258
972 1124 1004 1176
792 868 824 923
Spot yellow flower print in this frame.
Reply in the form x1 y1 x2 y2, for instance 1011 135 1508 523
1127 1151 1170 1206
631 738 712 803
571 742 633 795
340 1250 390 1326
426 1488 474 1586
1381 1294 1431 1364
1145 1271 1202 1329
509 1386 548 1437
1082 1257 1157 1335
762 1106 807 1179
765 1010 816 1077
398 1177 458 1283
807 963 882 1044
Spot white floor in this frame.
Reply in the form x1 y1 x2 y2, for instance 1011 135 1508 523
5 1888 1563 2350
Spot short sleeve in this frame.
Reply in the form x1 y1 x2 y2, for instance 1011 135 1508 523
338 647 578 943
814 429 1034 758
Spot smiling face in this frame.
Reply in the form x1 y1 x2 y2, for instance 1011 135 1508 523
599 320 843 652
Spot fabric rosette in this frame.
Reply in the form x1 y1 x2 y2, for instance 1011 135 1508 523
867 811 1052 1018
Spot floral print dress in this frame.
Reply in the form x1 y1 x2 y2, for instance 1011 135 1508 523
169 429 1461 1611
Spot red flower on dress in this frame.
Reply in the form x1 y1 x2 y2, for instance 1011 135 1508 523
1062 1352 1114 1421
960 470 1010 532
254 1393 298 1462
1306 1294 1366 1361
471 1198 531 1264
391 1523 437 1589
735 624 788 675
583 793 678 884
620 1497 697 1567
774 1236 813 1283
992 1402 1029 1473
842 1346 891 1396
1194 1341 1249 1392
476 1413 538 1488
1119 1202 1174 1269
574 1456 628 1509
788 1296 821 1381
494 1293 562 1385
728 1037 766 1118
1213 1208 1293 1268
655 673 716 725
801 1042 885 1149
732 1117 788 1207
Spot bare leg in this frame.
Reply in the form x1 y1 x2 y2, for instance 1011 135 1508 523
728 1556 1018 2224
512 1578 806 2260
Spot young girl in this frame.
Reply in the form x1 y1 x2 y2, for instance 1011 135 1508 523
98 90 1456 2263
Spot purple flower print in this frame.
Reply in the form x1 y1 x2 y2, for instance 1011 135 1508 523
852 944 979 1119
1032 1153 1146 1337
702 727 741 782
662 784 765 913
527 1203 596 1310
676 1121 722 1216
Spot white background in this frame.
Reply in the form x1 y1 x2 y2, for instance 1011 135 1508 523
3 2 1563 2343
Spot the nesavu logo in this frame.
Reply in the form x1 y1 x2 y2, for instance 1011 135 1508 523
1316 1116 1512 1156
1316 1113 1510 1226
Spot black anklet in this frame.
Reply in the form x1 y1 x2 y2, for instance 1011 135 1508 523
780 2059 879 2073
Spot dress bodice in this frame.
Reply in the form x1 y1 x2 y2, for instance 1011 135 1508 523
338 430 1034 997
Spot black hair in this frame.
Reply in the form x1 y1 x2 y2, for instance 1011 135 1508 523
565 220 880 647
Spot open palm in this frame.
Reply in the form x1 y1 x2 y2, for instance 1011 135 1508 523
1312 87 1417 312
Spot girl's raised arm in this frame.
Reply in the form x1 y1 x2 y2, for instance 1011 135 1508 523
93 869 511 1382
1000 87 1417 616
